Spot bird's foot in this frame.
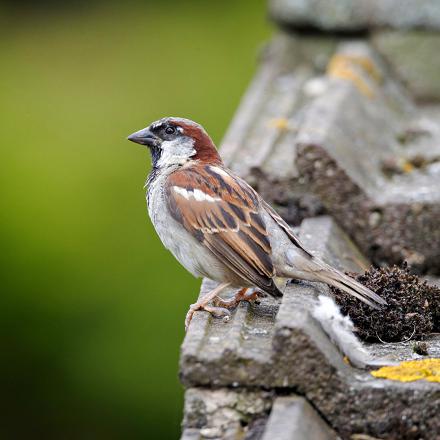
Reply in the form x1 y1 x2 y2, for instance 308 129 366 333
185 303 231 331
213 287 263 309
184 281 231 331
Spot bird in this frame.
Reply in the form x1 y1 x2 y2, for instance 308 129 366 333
127 117 386 330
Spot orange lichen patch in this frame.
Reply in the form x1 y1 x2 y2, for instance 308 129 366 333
371 359 440 383
327 54 382 98
401 161 415 173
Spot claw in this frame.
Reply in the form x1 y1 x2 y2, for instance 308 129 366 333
184 282 231 331
214 287 263 309
185 303 231 331
184 303 199 331
204 305 231 318
184 285 263 331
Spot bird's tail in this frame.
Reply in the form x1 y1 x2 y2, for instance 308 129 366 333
320 267 386 309
287 253 386 309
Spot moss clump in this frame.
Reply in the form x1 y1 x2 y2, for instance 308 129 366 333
332 264 440 342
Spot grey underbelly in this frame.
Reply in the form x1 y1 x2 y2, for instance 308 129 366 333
150 206 233 282
147 180 225 281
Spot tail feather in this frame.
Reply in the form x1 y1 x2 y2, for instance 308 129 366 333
315 263 387 309
287 253 387 308
284 248 387 308
321 272 380 309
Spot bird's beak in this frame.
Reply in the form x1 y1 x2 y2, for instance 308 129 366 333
127 127 161 148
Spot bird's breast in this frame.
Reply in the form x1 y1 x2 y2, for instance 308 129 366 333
146 173 229 282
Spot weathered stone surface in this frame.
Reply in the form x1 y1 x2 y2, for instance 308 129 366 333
373 31 440 101
295 42 440 272
367 333 440 363
180 30 440 440
221 34 440 273
269 0 440 31
261 396 337 440
182 388 273 440
181 390 337 440
299 216 369 273
220 33 335 225
180 217 440 439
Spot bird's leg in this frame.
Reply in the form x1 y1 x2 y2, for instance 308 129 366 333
214 287 262 309
185 282 231 331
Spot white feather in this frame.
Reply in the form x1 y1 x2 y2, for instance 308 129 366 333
312 295 372 368
209 166 229 177
193 188 219 202
173 186 190 199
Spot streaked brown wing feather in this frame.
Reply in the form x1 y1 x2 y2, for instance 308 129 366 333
262 200 313 258
165 164 281 296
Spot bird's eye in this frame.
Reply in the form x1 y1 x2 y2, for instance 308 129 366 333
165 126 176 135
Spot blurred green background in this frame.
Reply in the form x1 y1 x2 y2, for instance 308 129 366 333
0 1 270 438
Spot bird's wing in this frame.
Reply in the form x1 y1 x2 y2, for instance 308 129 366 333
165 163 282 296
262 200 313 258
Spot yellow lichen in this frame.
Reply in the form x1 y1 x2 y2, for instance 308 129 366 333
371 359 440 383
326 54 382 98
401 161 415 173
268 117 291 131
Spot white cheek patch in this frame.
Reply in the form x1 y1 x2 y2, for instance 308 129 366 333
157 139 196 168
173 186 220 203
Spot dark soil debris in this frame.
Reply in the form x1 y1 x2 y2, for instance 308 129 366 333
332 263 440 342
412 341 429 356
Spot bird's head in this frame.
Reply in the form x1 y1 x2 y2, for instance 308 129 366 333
127 117 222 169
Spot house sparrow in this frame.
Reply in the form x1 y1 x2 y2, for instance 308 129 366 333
127 117 386 330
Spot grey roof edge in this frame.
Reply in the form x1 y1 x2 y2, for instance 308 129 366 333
217 33 440 272
182 389 338 440
180 216 440 439
269 0 440 31
179 29 440 440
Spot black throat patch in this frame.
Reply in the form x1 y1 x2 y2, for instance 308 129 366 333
145 146 162 209
149 145 162 169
